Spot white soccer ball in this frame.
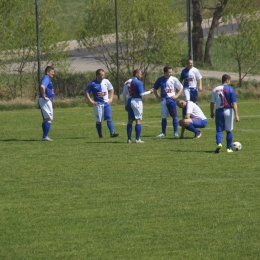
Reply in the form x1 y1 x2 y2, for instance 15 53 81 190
232 141 242 151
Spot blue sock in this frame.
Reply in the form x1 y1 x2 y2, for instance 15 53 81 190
135 124 142 140
127 124 132 140
173 118 178 133
107 120 114 134
162 119 167 134
216 132 222 145
226 131 233 149
96 123 102 137
42 122 51 138
185 124 199 135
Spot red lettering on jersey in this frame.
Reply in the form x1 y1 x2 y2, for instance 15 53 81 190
98 92 103 97
102 92 107 96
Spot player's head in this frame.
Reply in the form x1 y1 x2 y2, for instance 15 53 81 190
186 59 193 69
222 74 231 84
177 99 186 108
163 66 172 78
45 66 54 77
133 69 142 80
96 69 105 81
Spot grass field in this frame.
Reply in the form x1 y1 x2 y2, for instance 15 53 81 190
1 101 260 259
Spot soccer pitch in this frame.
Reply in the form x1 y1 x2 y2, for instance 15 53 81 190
1 100 260 259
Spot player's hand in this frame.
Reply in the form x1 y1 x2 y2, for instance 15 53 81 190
198 86 203 92
179 135 184 139
125 106 128 112
149 88 154 93
236 115 239 122
210 112 215 119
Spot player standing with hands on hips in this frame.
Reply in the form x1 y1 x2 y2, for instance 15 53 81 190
153 66 183 138
122 69 154 143
85 69 119 138
180 59 202 105
38 66 55 141
210 74 239 153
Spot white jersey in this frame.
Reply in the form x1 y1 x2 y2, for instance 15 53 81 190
180 67 202 89
186 101 207 120
153 76 183 99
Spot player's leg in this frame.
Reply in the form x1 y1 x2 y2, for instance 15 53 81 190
214 110 225 153
224 108 234 151
190 88 198 104
127 99 134 143
39 99 53 141
131 98 144 143
185 119 201 137
104 103 119 137
166 99 179 137
94 104 103 137
157 99 167 137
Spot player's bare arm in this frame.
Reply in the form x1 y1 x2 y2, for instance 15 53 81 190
172 88 183 100
198 79 202 92
108 89 114 104
85 93 97 105
210 103 215 118
232 102 239 122
153 89 162 101
40 85 49 101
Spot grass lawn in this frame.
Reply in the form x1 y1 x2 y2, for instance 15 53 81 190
0 100 260 259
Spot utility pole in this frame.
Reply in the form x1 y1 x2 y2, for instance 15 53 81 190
115 0 120 99
35 0 41 86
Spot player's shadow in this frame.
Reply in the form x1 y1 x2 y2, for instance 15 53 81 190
0 139 41 142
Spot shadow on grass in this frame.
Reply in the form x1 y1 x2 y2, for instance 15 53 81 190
0 139 41 142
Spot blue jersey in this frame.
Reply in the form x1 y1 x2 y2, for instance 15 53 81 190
153 76 183 99
124 77 145 99
40 75 55 101
85 78 113 103
211 85 237 109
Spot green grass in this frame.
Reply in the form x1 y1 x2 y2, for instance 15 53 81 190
1 101 260 259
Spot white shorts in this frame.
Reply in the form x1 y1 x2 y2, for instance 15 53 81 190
224 108 234 131
93 103 112 122
130 98 143 120
39 98 53 120
160 99 169 118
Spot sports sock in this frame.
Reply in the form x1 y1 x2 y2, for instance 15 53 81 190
226 131 233 149
173 117 178 133
96 123 102 137
162 119 167 134
185 124 199 135
135 124 142 140
42 121 51 138
127 124 132 140
107 120 114 134
216 131 222 145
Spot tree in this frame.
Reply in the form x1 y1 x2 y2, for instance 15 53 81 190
77 0 186 98
203 0 228 64
192 0 204 62
217 0 260 87
0 0 69 100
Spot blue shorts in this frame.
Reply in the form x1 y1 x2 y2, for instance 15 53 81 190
165 98 178 118
184 88 198 104
191 118 207 128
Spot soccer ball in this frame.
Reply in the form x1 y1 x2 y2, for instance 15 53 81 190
232 141 242 151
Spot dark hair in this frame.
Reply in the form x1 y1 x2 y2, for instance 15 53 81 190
163 66 172 73
133 69 141 77
96 69 105 76
45 66 54 74
222 74 231 84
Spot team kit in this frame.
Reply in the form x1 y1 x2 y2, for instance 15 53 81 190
38 61 240 153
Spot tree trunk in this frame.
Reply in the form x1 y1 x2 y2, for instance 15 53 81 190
192 0 204 62
204 0 228 64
